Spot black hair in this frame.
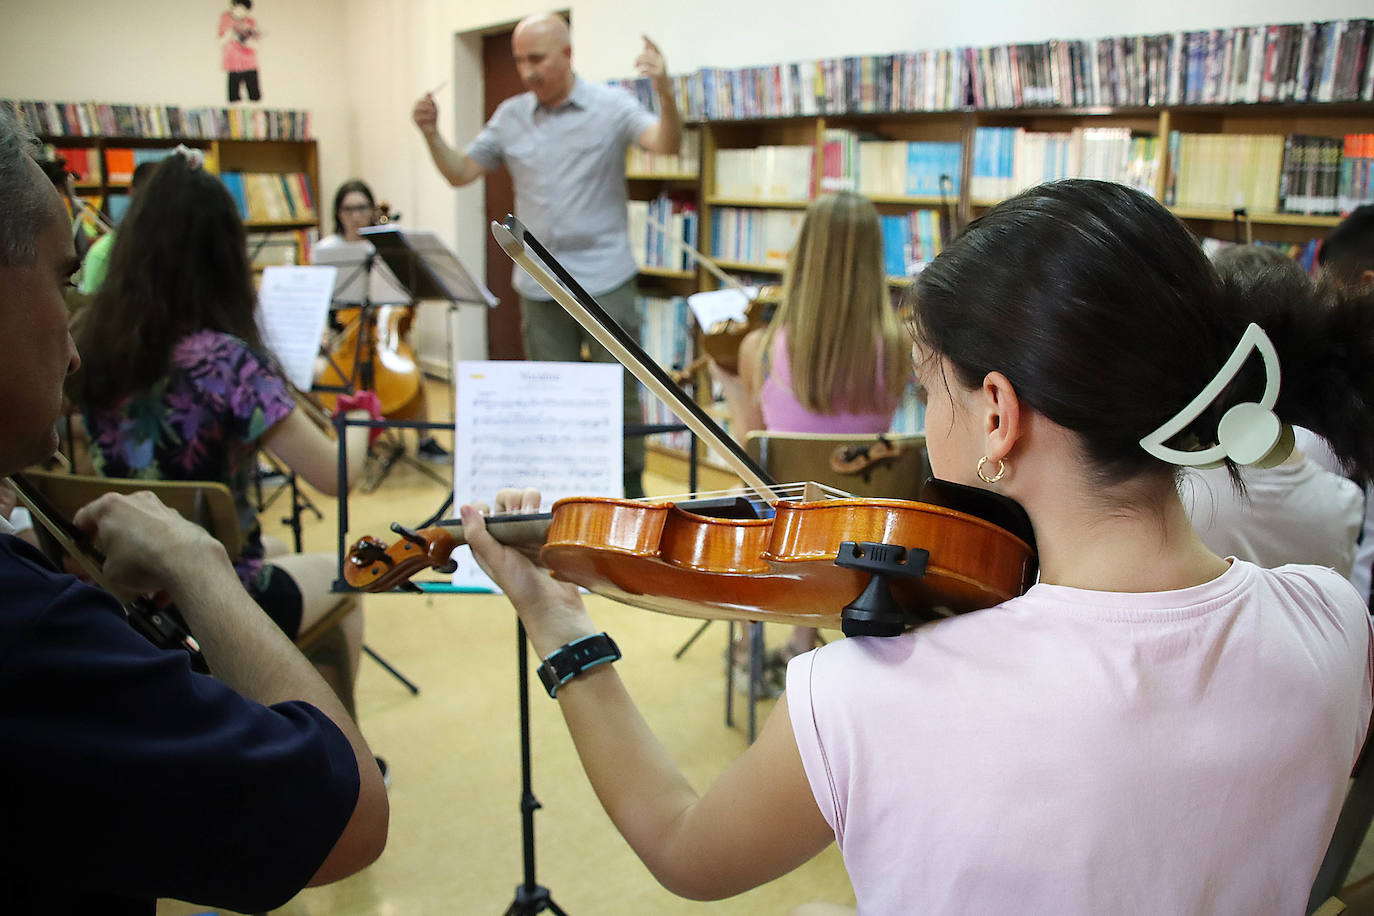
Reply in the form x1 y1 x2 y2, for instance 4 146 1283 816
130 159 159 191
1318 204 1374 291
913 179 1374 485
69 153 265 409
36 155 70 189
231 0 252 9
331 178 375 237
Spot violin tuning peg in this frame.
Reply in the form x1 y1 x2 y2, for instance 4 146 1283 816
390 522 427 548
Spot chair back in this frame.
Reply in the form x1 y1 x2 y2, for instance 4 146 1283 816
744 431 928 501
19 468 242 562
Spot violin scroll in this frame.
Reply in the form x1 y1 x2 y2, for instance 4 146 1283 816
345 524 458 592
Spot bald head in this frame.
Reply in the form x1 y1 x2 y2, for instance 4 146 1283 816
511 13 574 107
513 13 570 48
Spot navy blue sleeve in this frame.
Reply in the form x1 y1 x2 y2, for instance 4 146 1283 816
0 535 360 913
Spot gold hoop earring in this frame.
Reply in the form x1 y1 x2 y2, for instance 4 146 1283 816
976 456 1006 484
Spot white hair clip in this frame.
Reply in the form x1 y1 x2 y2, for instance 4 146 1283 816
172 144 205 170
1139 323 1293 468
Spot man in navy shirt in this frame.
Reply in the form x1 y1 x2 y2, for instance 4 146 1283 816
0 105 388 914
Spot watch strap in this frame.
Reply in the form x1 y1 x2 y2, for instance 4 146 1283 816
537 632 621 698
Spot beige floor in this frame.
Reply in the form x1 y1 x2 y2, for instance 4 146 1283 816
159 415 854 915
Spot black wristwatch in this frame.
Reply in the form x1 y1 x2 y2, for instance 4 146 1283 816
537 633 621 698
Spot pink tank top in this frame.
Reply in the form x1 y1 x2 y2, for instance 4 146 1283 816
758 333 895 433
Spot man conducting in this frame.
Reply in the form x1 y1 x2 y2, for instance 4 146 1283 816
413 13 682 499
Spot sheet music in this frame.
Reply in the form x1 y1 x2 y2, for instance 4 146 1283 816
311 239 411 305
686 286 755 329
450 361 623 591
256 265 337 390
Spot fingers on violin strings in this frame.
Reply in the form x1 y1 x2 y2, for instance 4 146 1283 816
469 501 492 518
517 487 541 513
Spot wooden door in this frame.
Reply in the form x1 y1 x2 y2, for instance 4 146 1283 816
481 28 524 359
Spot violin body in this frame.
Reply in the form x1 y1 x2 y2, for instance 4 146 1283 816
345 489 1037 631
314 305 423 419
539 494 1033 628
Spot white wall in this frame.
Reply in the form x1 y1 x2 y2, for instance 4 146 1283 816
4 0 1372 363
0 0 356 214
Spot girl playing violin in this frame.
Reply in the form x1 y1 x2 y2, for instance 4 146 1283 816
68 150 375 721
463 179 1374 913
713 190 909 680
315 178 452 465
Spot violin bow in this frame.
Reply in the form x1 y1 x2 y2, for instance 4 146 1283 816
491 216 780 504
7 473 206 665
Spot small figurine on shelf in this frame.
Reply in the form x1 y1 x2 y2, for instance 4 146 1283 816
218 0 265 103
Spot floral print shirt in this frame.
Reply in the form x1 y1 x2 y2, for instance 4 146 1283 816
82 330 295 587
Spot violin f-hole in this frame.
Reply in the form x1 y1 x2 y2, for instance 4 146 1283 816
836 541 928 638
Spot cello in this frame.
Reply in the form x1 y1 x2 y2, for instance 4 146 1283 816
342 217 1038 637
312 202 425 421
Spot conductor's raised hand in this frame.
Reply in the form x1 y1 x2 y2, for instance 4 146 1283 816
635 35 668 83
460 487 594 655
72 491 230 601
412 94 439 135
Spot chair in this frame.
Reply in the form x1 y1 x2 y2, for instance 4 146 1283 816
715 432 930 741
744 431 929 501
17 468 352 650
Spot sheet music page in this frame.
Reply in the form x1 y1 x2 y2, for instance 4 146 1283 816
686 286 755 329
450 361 623 591
256 265 337 390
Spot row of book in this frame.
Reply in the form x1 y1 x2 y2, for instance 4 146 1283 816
879 211 946 278
627 195 699 272
607 17 1374 120
709 207 806 269
821 132 963 198
969 127 1160 202
636 294 694 453
714 146 815 201
5 99 312 141
1164 131 1374 216
220 171 316 224
626 130 701 176
1338 134 1374 214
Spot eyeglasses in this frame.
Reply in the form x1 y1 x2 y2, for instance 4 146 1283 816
339 204 374 214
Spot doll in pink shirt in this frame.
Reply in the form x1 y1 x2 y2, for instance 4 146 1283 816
218 0 262 103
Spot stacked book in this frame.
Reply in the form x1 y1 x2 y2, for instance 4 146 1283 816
971 126 1159 201
627 194 698 272
626 130 700 176
609 17 1374 121
709 207 806 268
636 294 694 453
880 211 945 278
713 146 814 200
220 171 315 223
4 99 312 140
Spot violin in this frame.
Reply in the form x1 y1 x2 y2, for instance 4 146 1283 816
8 473 208 670
313 200 424 420
342 217 1038 636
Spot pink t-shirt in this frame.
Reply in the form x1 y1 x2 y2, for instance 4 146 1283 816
759 333 896 434
788 560 1372 915
218 11 259 73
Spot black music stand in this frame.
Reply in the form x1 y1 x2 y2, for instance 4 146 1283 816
313 243 445 491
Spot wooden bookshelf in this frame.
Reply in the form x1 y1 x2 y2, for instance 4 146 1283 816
38 133 320 268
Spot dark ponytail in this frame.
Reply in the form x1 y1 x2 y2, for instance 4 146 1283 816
912 179 1374 485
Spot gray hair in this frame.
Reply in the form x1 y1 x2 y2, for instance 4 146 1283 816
0 104 48 266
